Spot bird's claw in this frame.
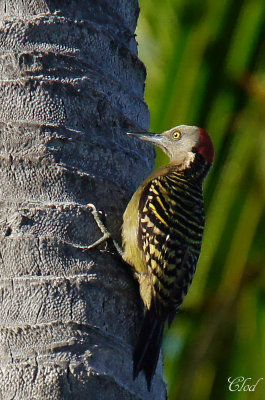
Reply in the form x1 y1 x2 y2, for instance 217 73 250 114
85 203 123 257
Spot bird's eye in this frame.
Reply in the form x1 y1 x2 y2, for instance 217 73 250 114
172 131 181 140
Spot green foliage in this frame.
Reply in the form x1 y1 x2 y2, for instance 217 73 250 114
137 0 265 398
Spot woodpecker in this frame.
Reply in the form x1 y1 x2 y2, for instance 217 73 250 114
122 125 214 390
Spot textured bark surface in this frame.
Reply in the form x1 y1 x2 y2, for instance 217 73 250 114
0 1 167 399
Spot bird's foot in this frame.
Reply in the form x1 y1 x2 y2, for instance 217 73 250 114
86 203 124 257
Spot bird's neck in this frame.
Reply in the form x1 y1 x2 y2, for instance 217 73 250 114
169 152 211 183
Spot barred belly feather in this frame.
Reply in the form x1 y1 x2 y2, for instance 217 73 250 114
138 171 205 316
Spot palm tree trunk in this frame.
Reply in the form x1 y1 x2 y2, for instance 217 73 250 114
0 1 166 399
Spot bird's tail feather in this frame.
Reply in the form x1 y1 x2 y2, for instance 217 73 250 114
133 305 165 391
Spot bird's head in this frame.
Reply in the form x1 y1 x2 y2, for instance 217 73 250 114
127 125 214 167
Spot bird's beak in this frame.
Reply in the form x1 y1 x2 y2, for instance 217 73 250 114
127 131 163 146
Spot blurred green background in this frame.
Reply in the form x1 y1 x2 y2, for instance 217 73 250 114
136 0 265 399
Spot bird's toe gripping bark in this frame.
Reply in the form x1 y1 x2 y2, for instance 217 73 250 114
86 203 123 257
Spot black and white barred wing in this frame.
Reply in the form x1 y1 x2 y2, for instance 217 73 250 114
137 173 205 315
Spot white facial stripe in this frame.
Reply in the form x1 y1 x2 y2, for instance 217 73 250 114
179 151 196 169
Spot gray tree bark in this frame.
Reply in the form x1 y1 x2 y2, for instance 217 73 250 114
0 1 166 399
